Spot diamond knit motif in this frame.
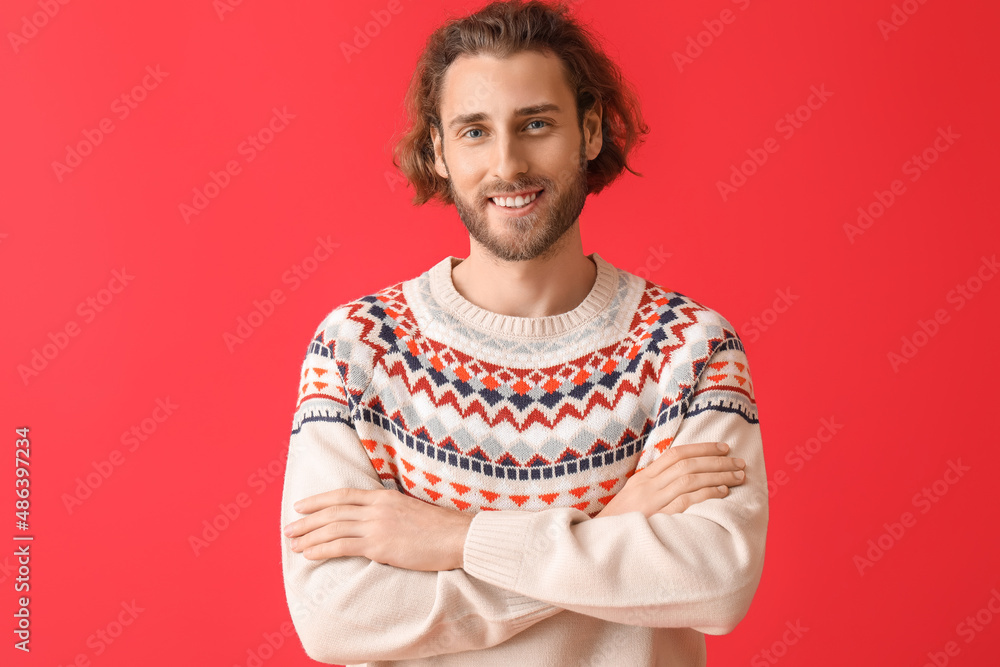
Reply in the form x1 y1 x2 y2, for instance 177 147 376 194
292 255 757 517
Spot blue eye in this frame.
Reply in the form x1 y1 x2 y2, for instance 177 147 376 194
461 121 549 140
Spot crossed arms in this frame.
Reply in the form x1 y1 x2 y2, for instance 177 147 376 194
280 335 768 664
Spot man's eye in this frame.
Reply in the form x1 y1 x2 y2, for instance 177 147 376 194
462 121 548 140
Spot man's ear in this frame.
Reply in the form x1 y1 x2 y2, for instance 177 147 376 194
430 125 449 180
583 100 603 162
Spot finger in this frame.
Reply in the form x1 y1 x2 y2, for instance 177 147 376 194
644 441 731 476
293 487 377 514
651 454 747 480
292 518 367 552
658 469 747 501
301 537 369 561
284 504 368 538
657 484 730 516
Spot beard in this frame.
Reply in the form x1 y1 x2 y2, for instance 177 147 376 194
445 139 590 263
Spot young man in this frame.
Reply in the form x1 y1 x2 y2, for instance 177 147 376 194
280 1 767 665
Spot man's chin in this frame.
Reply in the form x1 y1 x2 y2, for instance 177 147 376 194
492 214 536 236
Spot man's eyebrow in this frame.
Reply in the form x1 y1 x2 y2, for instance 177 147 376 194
447 103 562 131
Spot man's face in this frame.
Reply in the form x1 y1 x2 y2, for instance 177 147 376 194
431 50 602 262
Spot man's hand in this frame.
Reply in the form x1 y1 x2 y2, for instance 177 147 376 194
284 488 474 572
595 441 746 519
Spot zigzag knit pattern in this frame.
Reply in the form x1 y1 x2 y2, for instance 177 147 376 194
291 254 757 518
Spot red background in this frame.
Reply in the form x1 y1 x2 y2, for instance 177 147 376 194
3 0 999 665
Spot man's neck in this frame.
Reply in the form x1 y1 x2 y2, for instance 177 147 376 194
450 232 598 319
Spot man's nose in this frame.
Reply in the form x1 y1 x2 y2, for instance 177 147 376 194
491 132 529 183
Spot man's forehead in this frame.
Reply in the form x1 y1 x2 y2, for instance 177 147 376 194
438 51 573 122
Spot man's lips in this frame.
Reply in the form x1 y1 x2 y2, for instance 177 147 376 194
486 188 544 199
487 189 544 214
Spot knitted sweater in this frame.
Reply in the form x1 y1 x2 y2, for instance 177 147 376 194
280 253 768 667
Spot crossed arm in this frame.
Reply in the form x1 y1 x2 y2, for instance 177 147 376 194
282 418 762 664
280 335 767 664
284 440 747 573
280 415 565 664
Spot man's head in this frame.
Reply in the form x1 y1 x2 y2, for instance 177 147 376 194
434 49 595 262
392 0 649 260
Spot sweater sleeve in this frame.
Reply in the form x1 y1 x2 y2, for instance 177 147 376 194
460 333 768 635
280 312 565 665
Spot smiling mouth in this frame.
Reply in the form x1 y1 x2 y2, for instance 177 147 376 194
487 189 544 210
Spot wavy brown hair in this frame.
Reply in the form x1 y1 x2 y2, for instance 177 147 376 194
390 0 650 206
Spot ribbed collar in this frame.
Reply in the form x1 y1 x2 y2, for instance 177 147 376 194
428 253 618 338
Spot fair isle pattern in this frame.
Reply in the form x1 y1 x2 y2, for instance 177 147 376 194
291 261 758 518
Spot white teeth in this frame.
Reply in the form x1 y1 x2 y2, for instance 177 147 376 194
491 191 539 208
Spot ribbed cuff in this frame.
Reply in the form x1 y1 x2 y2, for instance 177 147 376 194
462 510 535 590
499 588 563 631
